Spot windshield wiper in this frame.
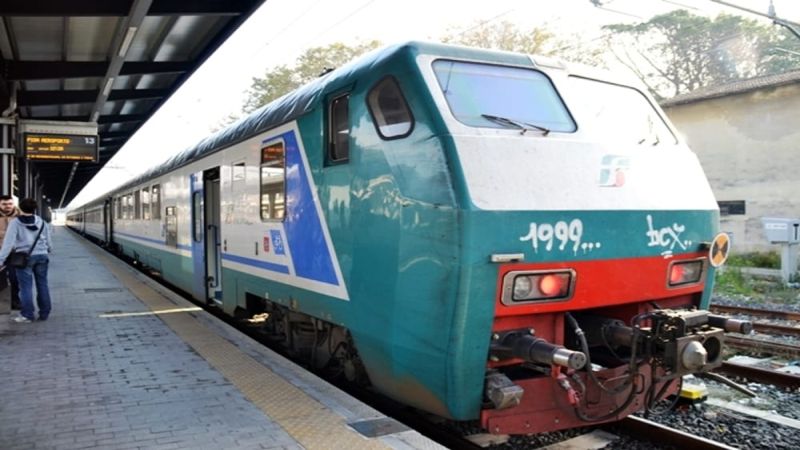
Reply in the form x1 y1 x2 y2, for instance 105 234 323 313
637 135 661 146
481 113 551 136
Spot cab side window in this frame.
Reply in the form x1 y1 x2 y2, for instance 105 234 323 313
328 94 350 163
367 77 414 139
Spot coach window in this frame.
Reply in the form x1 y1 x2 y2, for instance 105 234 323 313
122 195 129 219
192 192 203 242
260 141 285 221
328 94 350 163
367 77 414 139
134 190 141 220
165 206 177 247
142 187 151 220
151 185 161 220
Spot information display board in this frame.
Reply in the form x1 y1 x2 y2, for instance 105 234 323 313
23 132 98 162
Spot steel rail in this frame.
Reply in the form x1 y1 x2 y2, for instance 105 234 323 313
750 322 800 338
710 304 800 322
724 335 800 359
616 416 736 450
717 361 800 389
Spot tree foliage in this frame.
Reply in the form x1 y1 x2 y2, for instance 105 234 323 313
231 23 606 125
441 20 606 66
241 41 381 114
605 10 800 99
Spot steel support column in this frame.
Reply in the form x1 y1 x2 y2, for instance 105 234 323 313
0 118 14 196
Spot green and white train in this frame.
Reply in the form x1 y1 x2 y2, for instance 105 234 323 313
68 41 747 434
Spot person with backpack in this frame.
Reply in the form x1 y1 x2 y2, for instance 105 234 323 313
0 198 53 323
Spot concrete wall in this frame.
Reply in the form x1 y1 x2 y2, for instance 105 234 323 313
662 84 800 253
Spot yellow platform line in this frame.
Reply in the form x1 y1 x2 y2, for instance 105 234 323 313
78 238 389 450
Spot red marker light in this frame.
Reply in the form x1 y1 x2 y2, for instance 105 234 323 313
668 260 704 286
507 270 574 303
539 274 568 297
670 264 685 284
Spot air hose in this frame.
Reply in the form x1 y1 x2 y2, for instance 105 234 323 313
565 312 644 422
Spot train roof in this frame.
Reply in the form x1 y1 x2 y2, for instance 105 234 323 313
78 40 641 207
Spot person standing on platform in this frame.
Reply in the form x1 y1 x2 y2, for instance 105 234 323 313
0 195 21 310
0 198 52 323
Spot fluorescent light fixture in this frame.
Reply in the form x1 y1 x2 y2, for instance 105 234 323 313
118 26 138 58
102 78 114 97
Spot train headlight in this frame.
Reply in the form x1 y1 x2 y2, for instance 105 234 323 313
668 260 704 287
504 270 575 304
513 275 534 299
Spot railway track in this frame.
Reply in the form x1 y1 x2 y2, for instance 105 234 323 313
717 361 800 389
711 304 800 322
711 304 800 338
749 322 800 338
606 416 736 450
724 335 800 359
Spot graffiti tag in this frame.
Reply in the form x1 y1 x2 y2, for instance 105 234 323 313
645 215 693 257
520 219 602 255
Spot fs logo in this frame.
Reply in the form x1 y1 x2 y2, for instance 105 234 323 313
270 230 286 255
598 155 631 187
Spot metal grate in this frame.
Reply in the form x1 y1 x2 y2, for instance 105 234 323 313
348 418 410 438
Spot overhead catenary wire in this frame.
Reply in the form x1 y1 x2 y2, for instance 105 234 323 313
249 0 325 59
298 0 379 49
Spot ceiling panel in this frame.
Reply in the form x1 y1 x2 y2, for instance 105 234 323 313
0 0 267 206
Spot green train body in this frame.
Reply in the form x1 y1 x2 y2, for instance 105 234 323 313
68 41 742 434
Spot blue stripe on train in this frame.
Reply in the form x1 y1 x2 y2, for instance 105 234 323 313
275 131 338 286
114 231 289 274
221 253 290 274
114 231 183 248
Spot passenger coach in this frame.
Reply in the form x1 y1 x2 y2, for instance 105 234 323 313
68 41 747 435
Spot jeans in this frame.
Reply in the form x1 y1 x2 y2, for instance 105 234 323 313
15 254 51 321
8 265 19 308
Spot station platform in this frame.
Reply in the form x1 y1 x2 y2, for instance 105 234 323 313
0 226 444 450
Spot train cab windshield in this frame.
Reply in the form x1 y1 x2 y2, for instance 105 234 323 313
432 60 576 133
431 59 677 147
566 76 677 146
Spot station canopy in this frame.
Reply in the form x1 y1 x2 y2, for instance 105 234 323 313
0 0 266 207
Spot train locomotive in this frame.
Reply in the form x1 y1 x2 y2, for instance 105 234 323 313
67 41 750 435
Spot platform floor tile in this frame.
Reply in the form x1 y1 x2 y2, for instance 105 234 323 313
0 228 442 449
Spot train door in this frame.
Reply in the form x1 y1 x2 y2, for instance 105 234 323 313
204 168 223 305
103 198 112 244
189 168 223 305
190 172 206 301
108 197 115 248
